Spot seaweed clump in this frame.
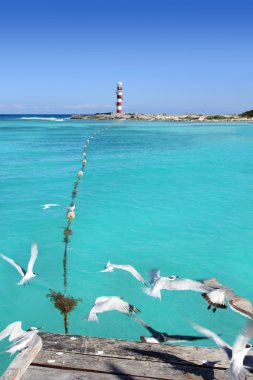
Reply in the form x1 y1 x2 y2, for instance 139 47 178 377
47 289 82 334
47 289 82 314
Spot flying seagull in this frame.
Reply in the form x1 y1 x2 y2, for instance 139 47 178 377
202 284 253 318
0 242 38 285
132 316 208 344
100 261 148 286
86 296 140 322
41 204 59 210
202 286 235 313
0 321 41 356
143 270 209 300
191 321 253 380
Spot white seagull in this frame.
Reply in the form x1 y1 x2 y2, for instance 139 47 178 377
0 321 41 356
0 242 38 285
202 286 235 313
100 261 147 286
41 204 59 210
143 270 207 300
191 321 253 380
144 271 225 302
86 296 140 322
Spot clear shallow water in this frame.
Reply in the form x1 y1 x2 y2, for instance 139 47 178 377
0 116 253 371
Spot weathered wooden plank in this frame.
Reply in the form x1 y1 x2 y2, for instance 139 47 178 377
38 332 253 370
22 365 175 379
30 348 237 379
1 335 42 380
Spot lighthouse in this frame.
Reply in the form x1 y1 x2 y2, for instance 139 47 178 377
116 82 123 114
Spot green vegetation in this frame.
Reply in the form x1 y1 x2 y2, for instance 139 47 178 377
47 289 82 314
205 115 226 120
238 110 253 118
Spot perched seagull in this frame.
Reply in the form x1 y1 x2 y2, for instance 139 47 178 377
0 242 38 285
0 321 41 356
191 321 253 380
41 204 59 210
132 316 208 344
66 204 75 212
100 261 148 286
86 296 140 322
143 270 209 300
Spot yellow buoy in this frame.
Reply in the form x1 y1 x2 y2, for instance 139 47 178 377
77 170 83 177
66 211 75 220
82 159 87 164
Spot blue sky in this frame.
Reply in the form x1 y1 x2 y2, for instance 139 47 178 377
0 0 252 114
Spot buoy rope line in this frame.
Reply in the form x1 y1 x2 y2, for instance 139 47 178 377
48 124 113 334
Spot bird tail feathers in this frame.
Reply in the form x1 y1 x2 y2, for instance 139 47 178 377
86 312 99 322
143 287 161 300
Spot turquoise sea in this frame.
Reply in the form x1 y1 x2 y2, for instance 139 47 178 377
0 115 253 371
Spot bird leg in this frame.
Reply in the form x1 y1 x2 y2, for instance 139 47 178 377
207 305 211 310
212 308 217 313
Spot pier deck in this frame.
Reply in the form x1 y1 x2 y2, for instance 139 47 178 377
3 332 253 379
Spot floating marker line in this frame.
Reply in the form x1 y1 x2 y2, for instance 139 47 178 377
47 124 114 334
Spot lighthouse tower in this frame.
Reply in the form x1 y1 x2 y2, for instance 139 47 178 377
116 82 123 114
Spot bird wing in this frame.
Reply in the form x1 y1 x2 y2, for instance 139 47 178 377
4 331 36 356
199 277 224 289
229 296 253 319
132 316 157 335
86 296 115 321
233 320 253 355
116 265 147 286
0 254 26 277
0 322 24 342
100 261 114 272
41 204 59 209
149 269 160 285
229 320 253 379
163 279 207 292
27 242 38 274
111 297 139 314
191 322 232 359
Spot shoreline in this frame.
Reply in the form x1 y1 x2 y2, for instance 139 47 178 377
70 112 253 122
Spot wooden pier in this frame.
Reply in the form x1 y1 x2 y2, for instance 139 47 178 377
2 332 253 379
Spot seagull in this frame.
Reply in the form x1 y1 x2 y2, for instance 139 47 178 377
132 316 208 344
191 321 253 380
100 261 148 286
86 296 140 322
0 242 38 285
0 322 41 356
143 270 208 300
41 204 59 210
202 286 235 313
